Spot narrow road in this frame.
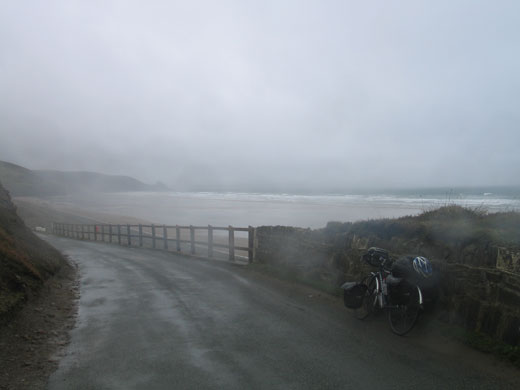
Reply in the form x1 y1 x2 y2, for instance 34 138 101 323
43 236 517 390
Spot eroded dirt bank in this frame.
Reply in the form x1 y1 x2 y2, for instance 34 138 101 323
0 180 78 389
0 261 78 390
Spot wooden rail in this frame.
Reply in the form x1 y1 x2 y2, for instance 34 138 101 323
52 222 255 263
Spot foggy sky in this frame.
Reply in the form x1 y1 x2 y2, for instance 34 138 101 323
1 1 519 191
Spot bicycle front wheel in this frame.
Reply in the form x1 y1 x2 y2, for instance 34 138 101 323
388 282 421 335
355 275 377 320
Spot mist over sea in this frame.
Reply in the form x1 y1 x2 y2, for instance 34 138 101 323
47 187 520 229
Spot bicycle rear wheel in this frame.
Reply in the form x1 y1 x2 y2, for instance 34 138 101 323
388 282 421 335
355 275 377 320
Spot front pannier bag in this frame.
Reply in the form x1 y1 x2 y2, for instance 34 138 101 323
341 282 368 309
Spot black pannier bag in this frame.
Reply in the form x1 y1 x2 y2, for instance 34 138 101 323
341 282 368 309
387 278 416 306
385 274 405 305
391 256 416 280
391 256 439 304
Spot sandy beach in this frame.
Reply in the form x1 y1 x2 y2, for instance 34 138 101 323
17 190 519 230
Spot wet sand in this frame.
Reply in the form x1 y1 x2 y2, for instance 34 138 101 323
28 192 425 229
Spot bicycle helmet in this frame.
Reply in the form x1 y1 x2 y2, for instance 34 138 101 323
412 256 433 278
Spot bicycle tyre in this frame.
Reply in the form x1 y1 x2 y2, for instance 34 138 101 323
355 275 377 320
388 282 421 335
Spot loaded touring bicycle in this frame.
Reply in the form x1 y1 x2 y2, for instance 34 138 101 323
342 247 436 335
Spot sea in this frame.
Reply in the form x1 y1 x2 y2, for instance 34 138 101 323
48 186 520 229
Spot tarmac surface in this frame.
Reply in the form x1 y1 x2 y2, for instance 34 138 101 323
43 236 518 390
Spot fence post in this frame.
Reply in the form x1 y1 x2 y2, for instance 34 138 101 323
152 224 156 249
109 225 113 243
228 225 235 261
77 225 80 239
82 225 86 240
163 225 168 250
93 225 97 241
190 225 195 254
176 225 181 252
248 226 254 263
208 225 213 258
139 224 143 247
101 225 105 242
127 225 131 246
117 224 121 245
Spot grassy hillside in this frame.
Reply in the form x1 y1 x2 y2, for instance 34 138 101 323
35 170 169 194
0 161 61 197
0 181 67 321
0 160 169 197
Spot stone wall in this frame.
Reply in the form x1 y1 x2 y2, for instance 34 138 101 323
253 221 520 346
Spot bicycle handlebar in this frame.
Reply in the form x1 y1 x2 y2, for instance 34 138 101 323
362 247 392 269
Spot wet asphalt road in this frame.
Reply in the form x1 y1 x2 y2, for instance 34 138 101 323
43 236 517 390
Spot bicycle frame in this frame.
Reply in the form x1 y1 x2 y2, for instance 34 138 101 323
368 270 386 309
353 249 427 335
368 268 424 310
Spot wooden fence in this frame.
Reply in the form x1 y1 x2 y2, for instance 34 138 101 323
52 222 255 263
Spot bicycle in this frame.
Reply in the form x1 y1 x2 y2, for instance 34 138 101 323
343 247 424 335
